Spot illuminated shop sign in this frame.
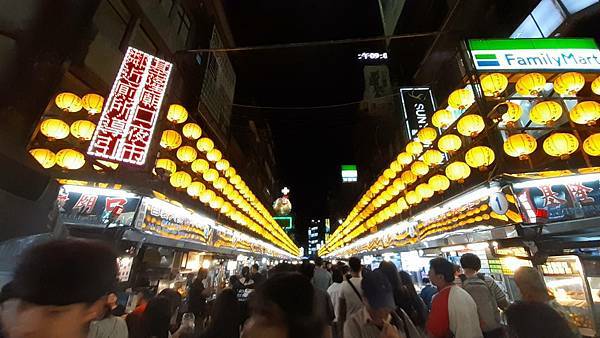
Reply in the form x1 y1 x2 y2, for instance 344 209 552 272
468 38 600 71
341 164 358 183
512 173 600 223
399 87 436 140
88 47 173 165
57 185 141 227
357 52 388 60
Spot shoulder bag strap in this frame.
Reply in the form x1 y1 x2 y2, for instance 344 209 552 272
347 279 362 301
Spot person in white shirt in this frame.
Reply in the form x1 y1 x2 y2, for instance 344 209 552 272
327 267 345 338
339 257 364 336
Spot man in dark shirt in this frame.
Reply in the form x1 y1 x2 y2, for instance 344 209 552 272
419 277 437 310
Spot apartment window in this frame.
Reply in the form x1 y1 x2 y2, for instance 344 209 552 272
561 0 599 14
531 0 566 37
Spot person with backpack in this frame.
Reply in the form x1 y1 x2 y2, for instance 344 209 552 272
460 253 509 338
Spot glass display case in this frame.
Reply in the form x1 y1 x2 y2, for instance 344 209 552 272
581 257 600 338
541 255 596 337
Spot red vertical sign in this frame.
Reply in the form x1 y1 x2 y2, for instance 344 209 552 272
87 47 172 165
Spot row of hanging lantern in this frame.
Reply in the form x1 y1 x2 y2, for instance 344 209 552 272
29 92 119 172
322 72 600 256
157 104 298 255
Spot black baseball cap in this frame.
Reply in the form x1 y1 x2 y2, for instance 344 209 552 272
361 270 396 310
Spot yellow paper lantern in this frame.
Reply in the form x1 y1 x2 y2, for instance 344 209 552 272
417 127 437 144
406 141 423 156
390 160 402 172
230 174 242 185
197 137 215 152
529 101 562 126
583 134 600 156
543 133 579 159
570 101 600 126
592 76 600 96
214 177 228 190
416 183 434 200
154 158 176 175
410 161 429 177
401 171 417 185
448 88 475 110
69 120 96 141
187 182 205 198
55 92 82 112
438 134 462 154
383 168 396 179
456 114 485 137
160 130 182 150
40 118 70 140
29 148 56 169
432 109 454 129
397 152 413 166
445 161 471 183
203 168 219 182
210 197 224 210
190 159 209 174
501 102 522 126
167 104 188 124
216 159 230 171
206 149 222 162
396 197 408 211
553 72 585 96
465 146 495 170
199 189 216 204
55 149 85 170
225 166 237 178
429 175 450 192
176 146 197 163
405 191 422 205
480 73 508 97
516 73 546 96
423 149 444 167
392 178 406 191
170 171 192 189
504 133 537 160
81 93 104 115
182 123 202 140
93 160 118 171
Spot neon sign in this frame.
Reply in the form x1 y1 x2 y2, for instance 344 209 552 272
88 47 172 165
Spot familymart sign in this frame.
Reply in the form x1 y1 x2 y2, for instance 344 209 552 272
468 38 600 72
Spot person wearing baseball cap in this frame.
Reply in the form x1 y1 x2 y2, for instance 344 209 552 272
0 239 118 338
343 270 406 338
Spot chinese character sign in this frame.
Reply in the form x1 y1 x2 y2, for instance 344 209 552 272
88 47 172 165
513 178 600 222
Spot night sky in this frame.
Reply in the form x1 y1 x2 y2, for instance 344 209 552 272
224 0 385 247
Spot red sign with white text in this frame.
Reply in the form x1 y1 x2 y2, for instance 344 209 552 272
87 47 172 165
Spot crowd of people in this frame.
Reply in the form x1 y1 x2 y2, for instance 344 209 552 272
0 239 584 338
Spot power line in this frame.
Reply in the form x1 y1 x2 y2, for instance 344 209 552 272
179 31 439 53
232 92 401 110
